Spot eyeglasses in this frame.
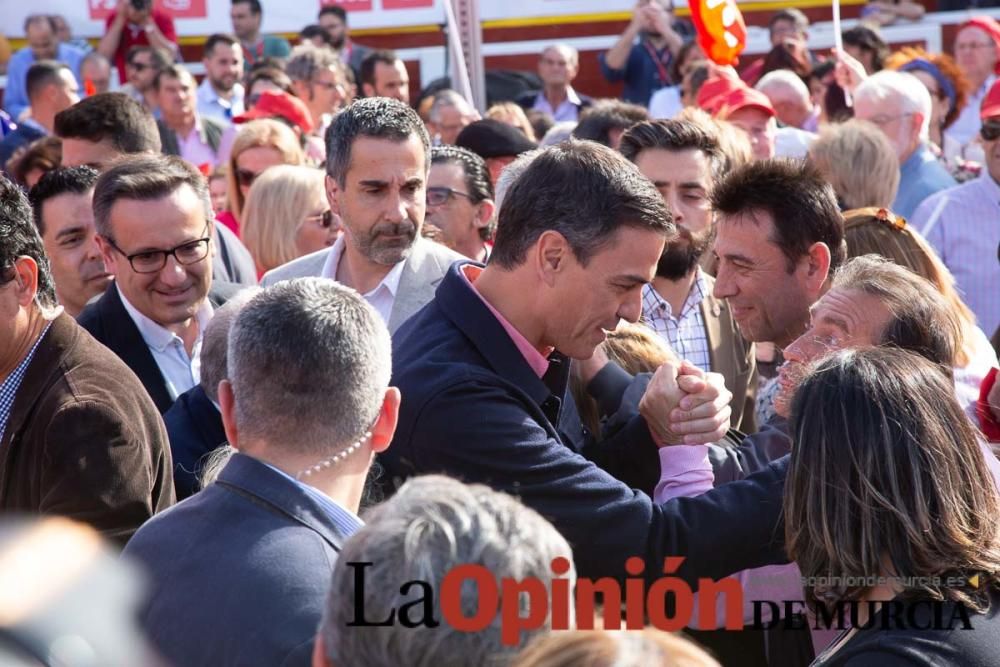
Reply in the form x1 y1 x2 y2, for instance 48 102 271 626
105 228 212 274
426 187 473 206
981 121 1000 142
305 210 340 231
311 78 344 91
237 168 262 188
955 42 996 52
129 61 153 72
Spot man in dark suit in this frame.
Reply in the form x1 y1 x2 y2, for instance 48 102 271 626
124 278 399 667
154 65 227 168
621 119 758 432
79 154 236 414
0 175 173 545
164 288 257 498
384 140 788 589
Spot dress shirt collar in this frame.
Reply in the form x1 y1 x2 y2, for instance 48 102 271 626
259 460 364 536
976 169 1000 203
460 263 551 378
320 233 406 300
117 282 214 353
197 78 244 111
643 268 708 319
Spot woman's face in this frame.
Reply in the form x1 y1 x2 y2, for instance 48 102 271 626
294 185 340 257
235 146 285 200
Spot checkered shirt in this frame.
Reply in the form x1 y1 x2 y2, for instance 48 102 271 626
0 323 51 443
641 271 711 373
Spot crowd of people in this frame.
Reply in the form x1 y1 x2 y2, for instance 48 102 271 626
1 1 1000 666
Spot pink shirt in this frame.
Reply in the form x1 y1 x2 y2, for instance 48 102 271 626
460 264 550 378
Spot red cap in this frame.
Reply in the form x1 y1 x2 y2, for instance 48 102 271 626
959 16 1000 75
233 90 314 135
713 86 776 119
696 75 741 114
981 78 1000 119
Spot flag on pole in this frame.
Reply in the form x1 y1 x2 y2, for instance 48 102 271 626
689 0 748 67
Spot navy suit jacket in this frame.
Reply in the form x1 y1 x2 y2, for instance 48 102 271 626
383 262 789 586
123 453 350 667
163 384 226 499
78 282 241 414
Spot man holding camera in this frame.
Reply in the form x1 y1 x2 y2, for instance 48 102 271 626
98 0 179 84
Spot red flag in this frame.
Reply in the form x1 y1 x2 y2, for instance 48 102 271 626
689 0 747 67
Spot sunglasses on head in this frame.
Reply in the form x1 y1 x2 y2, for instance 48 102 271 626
981 121 1000 142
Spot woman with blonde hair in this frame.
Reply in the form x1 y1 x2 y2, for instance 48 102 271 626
219 118 304 236
808 120 900 209
843 206 998 414
514 628 719 667
486 102 537 141
240 164 340 276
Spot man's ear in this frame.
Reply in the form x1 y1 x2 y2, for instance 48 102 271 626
533 230 570 287
361 83 375 98
911 111 926 143
474 199 496 230
803 242 832 292
369 386 400 453
325 175 343 218
219 379 240 450
94 235 119 276
11 256 39 308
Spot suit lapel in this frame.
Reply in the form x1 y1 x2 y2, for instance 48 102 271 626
388 239 450 333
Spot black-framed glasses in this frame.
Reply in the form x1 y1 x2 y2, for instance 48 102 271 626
981 121 1000 142
426 187 473 207
106 229 212 274
305 210 340 231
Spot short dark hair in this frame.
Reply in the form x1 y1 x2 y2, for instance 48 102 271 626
360 50 400 87
842 25 889 72
572 100 649 147
490 140 674 269
7 137 62 187
769 8 808 33
232 0 262 15
28 166 99 236
126 45 173 69
23 14 57 35
711 159 846 273
26 60 70 101
299 24 334 47
54 93 162 155
92 154 212 239
619 119 724 184
153 64 194 91
204 33 239 58
0 175 57 308
325 97 430 186
431 145 495 241
319 5 347 22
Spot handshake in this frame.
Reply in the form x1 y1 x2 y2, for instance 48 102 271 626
639 360 733 447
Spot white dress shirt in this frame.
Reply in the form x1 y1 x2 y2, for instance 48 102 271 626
320 235 406 325
945 74 996 151
196 77 245 123
118 284 214 401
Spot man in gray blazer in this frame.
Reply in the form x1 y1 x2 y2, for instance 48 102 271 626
123 279 400 667
262 97 463 333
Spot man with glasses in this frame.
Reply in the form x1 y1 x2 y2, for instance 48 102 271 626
912 79 1000 343
426 146 495 262
197 33 245 123
286 44 351 162
0 173 173 543
262 98 463 334
120 45 172 117
946 16 1000 155
79 154 238 414
854 70 956 218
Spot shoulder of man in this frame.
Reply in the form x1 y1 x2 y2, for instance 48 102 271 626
260 247 331 286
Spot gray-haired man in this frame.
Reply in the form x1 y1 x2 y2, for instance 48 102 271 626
124 278 400 667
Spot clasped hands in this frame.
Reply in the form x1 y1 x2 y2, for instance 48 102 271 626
639 360 733 447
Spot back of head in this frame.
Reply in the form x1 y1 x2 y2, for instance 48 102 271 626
786 346 1000 612
29 165 99 236
494 148 543 212
619 119 724 184
54 93 162 154
25 60 69 103
92 154 212 240
490 140 673 269
326 96 430 185
199 287 260 403
8 136 62 188
514 628 720 667
711 158 846 272
227 278 391 455
755 69 810 104
322 475 575 667
842 25 890 72
241 164 326 272
855 70 932 141
808 119 900 208
832 251 962 368
0 175 57 308
572 100 649 147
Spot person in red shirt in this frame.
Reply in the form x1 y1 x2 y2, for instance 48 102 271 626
98 0 179 83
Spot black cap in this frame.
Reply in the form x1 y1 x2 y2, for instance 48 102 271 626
455 119 538 159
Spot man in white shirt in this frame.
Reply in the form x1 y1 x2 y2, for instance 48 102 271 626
79 154 223 414
156 65 226 169
262 97 463 333
196 33 245 123
516 44 592 122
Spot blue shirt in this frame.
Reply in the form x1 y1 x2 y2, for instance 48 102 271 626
0 323 52 442
892 143 957 219
4 44 87 121
599 39 675 105
262 462 363 537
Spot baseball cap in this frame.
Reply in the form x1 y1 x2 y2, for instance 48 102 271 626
981 78 1000 120
234 90 315 135
960 16 1000 75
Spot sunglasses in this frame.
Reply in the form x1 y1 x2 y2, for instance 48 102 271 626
129 61 153 72
305 210 340 231
981 121 1000 142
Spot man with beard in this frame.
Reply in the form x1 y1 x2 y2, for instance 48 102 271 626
262 97 463 334
318 5 371 85
197 34 245 123
621 119 758 432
